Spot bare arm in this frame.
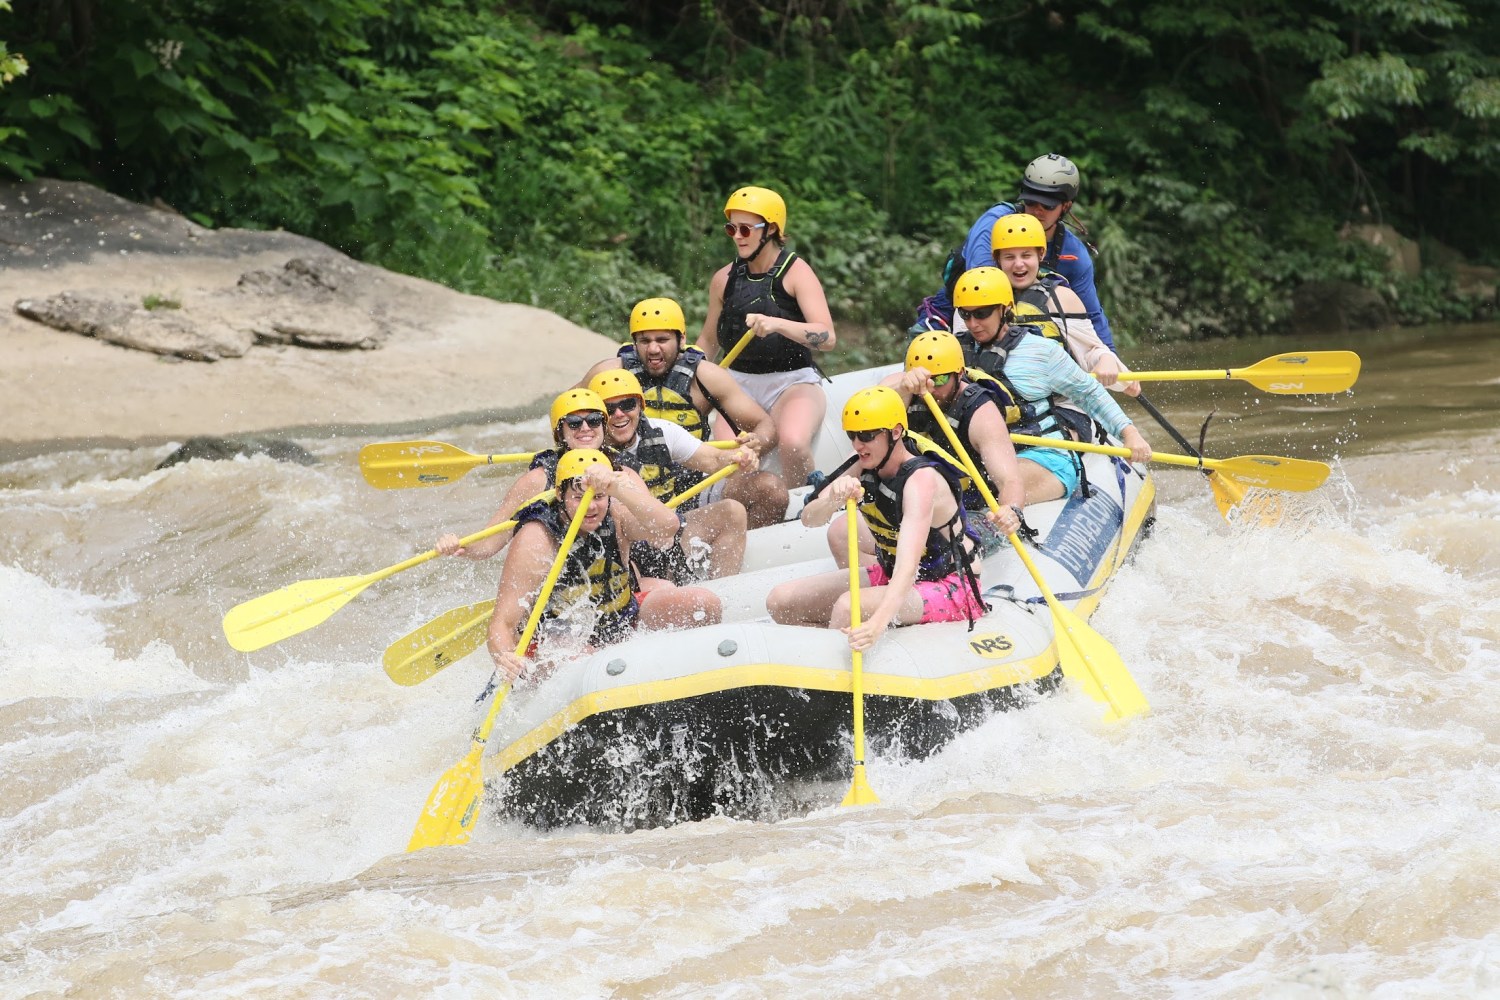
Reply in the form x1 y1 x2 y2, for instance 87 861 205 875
800 474 862 527
869 468 941 628
967 400 1026 517
486 521 556 681
586 465 680 548
747 258 837 350
436 466 548 560
694 361 778 454
695 266 731 360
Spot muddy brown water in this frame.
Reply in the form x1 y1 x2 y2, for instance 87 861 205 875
2 324 1497 997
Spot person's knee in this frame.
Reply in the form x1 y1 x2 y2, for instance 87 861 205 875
828 591 853 629
767 582 798 623
754 473 789 511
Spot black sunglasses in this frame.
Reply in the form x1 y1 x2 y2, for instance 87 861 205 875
957 306 999 322
846 428 886 444
562 413 605 430
604 397 639 416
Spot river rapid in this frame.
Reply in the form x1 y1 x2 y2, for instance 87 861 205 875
3 324 1498 998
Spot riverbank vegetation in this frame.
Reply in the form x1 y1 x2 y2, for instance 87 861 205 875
4 0 1498 361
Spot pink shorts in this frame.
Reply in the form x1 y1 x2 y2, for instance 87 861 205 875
864 563 985 624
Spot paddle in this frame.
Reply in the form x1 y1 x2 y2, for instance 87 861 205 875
1008 433 1331 494
841 498 879 806
1111 351 1361 395
719 328 757 369
383 462 743 686
359 441 537 490
1131 392 1266 523
921 393 1148 722
220 492 553 652
360 438 738 490
407 488 594 852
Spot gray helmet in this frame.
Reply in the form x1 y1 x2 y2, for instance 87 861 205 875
1018 153 1080 206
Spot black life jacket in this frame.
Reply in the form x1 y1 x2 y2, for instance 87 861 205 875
905 380 1013 507
516 501 639 647
1014 272 1078 359
952 323 1068 439
717 247 810 374
617 344 714 441
858 453 982 592
611 417 703 509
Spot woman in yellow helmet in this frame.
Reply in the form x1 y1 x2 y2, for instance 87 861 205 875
697 185 837 486
434 387 638 561
988 213 1136 394
488 449 722 683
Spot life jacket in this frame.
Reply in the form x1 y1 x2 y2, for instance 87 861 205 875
617 344 714 441
611 416 703 509
717 247 811 374
516 501 639 647
952 324 1068 439
858 452 983 594
905 381 1013 506
528 449 560 484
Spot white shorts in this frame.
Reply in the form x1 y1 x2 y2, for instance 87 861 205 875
728 367 823 413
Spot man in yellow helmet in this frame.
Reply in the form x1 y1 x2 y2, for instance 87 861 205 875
881 330 1026 545
579 296 788 527
767 386 987 650
587 368 761 581
948 267 1151 503
488 449 722 684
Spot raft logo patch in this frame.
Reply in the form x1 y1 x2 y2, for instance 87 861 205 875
968 633 1014 658
1046 489 1124 584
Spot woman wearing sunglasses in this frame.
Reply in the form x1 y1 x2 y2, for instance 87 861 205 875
488 449 723 684
767 387 987 650
949 267 1151 504
433 388 650 561
696 185 837 487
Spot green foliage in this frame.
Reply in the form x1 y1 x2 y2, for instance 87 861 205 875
4 0 1500 351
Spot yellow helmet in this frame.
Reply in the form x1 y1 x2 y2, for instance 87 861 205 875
588 368 644 402
629 297 686 337
549 388 606 429
555 448 612 488
724 186 787 235
952 267 1015 309
905 331 965 377
991 213 1047 253
842 386 907 433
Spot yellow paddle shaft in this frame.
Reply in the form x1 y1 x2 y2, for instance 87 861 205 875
841 499 878 806
719 329 757 369
921 393 1002 515
1010 433 1208 472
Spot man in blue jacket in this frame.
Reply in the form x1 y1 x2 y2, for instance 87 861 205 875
913 153 1117 350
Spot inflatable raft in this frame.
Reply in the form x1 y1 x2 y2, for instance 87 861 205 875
487 364 1155 829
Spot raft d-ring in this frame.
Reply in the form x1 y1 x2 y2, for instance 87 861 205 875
717 640 738 657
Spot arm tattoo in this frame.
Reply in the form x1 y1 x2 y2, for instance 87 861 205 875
805 329 830 347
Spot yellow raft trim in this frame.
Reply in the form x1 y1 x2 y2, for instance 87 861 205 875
494 469 1157 776
494 652 1060 774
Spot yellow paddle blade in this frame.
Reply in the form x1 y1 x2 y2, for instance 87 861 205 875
359 441 535 490
1208 469 1248 522
406 744 486 851
1212 454 1330 493
384 600 497 687
1051 601 1150 722
841 763 880 806
222 574 374 652
1234 351 1361 394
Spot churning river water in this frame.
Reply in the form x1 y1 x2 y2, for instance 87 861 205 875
2 324 1498 998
